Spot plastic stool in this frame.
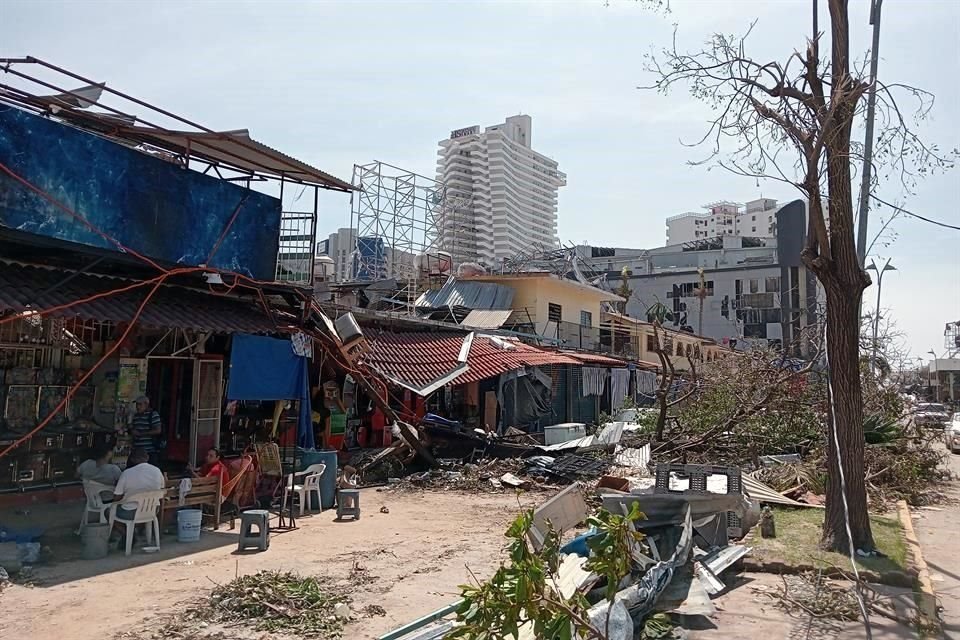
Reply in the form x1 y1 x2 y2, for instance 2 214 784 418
336 489 360 520
237 509 270 552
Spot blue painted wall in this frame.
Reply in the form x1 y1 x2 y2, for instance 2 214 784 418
0 106 281 280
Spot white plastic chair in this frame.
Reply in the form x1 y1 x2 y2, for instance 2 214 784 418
79 480 114 532
283 463 326 516
108 489 165 556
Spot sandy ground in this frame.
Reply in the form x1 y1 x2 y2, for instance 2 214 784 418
914 445 960 638
0 487 540 640
0 468 946 640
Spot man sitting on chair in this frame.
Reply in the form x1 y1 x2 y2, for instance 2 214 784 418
111 448 165 525
77 446 122 500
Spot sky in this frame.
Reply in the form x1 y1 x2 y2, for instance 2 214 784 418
2 0 958 360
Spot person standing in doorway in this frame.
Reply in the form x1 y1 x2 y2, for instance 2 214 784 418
130 395 162 466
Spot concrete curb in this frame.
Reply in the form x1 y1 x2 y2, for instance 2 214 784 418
740 556 914 588
897 499 941 636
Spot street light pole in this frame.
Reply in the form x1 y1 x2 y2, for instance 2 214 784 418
856 0 885 267
866 259 896 376
928 349 940 403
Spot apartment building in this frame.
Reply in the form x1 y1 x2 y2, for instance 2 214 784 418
666 198 781 245
437 115 566 267
579 200 820 353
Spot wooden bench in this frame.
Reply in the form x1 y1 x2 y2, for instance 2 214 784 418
160 475 222 531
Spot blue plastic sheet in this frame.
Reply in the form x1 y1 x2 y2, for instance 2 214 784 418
227 334 314 449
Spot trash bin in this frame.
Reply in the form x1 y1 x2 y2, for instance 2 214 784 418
297 448 338 510
81 523 110 560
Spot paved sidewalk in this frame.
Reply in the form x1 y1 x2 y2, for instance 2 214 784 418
693 572 917 639
913 446 960 638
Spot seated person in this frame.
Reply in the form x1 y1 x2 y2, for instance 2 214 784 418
110 447 165 524
77 446 122 486
191 448 230 490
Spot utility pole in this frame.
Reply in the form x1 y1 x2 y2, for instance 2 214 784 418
856 0 884 267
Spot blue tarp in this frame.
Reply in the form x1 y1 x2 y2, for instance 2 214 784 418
227 334 314 449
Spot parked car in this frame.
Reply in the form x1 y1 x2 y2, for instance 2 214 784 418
914 403 950 428
946 414 960 453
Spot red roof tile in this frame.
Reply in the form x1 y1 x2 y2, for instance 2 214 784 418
362 331 579 390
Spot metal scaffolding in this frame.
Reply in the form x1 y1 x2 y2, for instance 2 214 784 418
350 161 461 306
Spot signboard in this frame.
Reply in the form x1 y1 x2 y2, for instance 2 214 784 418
450 125 480 139
0 108 282 280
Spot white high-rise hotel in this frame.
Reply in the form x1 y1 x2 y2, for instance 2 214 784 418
437 115 566 266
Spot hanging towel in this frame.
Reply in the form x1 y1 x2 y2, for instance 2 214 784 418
177 478 193 506
636 370 658 397
581 367 608 397
610 369 631 411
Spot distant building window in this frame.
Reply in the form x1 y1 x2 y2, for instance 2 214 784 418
646 335 657 352
749 279 759 294
580 310 593 327
752 226 756 233
765 277 780 293
675 341 683 356
548 303 562 323
752 215 756 221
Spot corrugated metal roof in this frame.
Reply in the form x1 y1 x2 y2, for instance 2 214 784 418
415 278 514 311
362 331 579 393
0 262 280 334
562 351 631 367
461 309 513 329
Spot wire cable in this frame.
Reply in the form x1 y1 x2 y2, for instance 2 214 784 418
0 277 167 460
871 195 960 231
0 160 169 273
823 323 873 639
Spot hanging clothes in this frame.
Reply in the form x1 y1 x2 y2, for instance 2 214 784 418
581 367 608 397
610 369 631 411
635 370 658 397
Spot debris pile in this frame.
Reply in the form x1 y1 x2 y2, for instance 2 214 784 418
187 570 351 638
754 441 948 509
380 462 761 640
387 458 559 493
370 419 648 497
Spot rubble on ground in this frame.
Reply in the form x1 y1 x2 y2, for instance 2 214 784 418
379 461 762 640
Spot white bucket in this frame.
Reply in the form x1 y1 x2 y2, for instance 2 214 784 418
177 509 202 543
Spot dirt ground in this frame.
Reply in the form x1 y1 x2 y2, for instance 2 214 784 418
0 487 538 640
0 476 939 640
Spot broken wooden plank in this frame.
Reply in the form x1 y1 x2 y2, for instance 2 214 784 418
529 483 590 550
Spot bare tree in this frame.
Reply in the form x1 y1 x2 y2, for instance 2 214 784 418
643 1 954 551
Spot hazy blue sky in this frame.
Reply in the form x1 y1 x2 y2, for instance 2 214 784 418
3 0 958 359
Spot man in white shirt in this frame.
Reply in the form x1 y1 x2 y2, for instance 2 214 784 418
111 448 165 522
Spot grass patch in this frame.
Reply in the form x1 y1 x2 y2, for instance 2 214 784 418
750 507 907 574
